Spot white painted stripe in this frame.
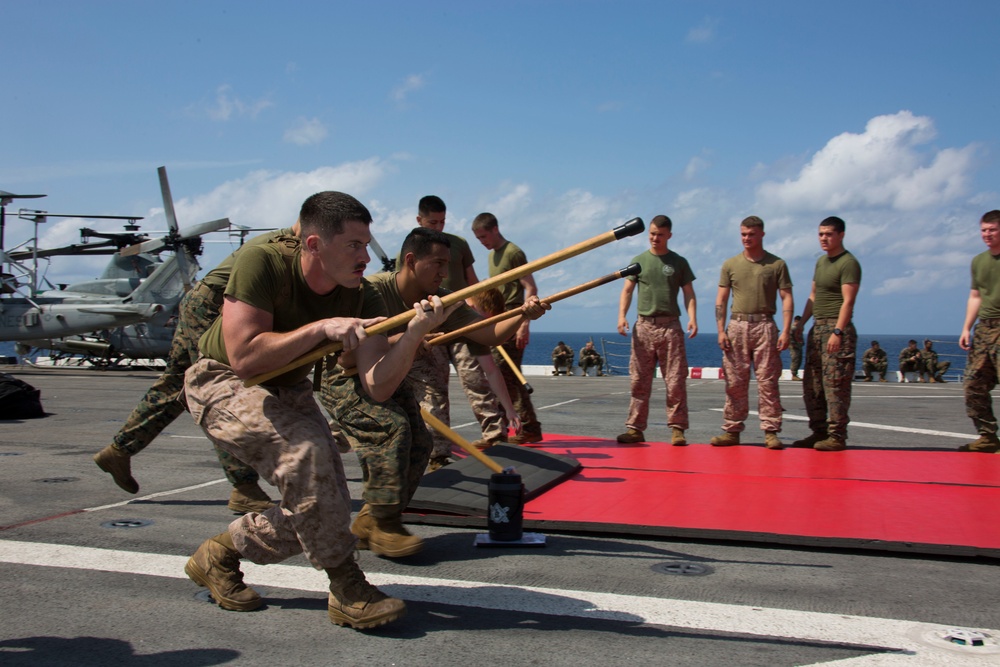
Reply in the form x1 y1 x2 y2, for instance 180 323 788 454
0 539 993 665
710 409 975 440
83 479 229 512
452 398 581 430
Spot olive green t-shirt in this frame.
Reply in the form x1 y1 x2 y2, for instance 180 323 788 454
199 227 296 291
395 232 475 291
718 251 793 315
365 271 489 355
812 251 861 319
627 249 696 317
971 250 1000 319
199 241 386 386
487 240 528 309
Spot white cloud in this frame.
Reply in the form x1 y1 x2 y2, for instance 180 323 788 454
686 18 718 43
756 111 978 213
201 84 273 121
391 74 426 103
683 156 710 181
283 117 328 146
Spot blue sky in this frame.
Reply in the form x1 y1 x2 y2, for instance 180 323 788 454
2 1 998 335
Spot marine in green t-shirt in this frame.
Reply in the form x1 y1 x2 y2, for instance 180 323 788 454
793 216 861 451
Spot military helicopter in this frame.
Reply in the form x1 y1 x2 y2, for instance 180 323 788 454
3 166 231 367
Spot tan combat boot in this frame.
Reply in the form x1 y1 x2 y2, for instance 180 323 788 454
958 434 1000 453
351 505 424 558
710 431 740 447
184 531 262 611
228 482 275 514
671 427 688 446
616 428 644 444
814 435 847 451
93 445 139 494
326 555 406 629
791 431 827 448
764 431 783 450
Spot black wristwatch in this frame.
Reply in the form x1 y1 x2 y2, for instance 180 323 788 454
832 328 843 336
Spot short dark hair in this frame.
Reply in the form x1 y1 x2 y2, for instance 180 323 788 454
418 195 446 217
650 215 672 230
471 212 498 232
298 191 372 239
819 216 846 233
981 210 1000 225
741 215 764 230
871 340 879 346
400 227 451 261
909 339 917 345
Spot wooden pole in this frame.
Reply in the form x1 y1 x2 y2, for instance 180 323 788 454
420 408 505 474
495 344 533 395
426 262 641 348
244 217 644 387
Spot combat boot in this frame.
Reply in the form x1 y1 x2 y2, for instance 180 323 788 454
184 531 262 611
958 434 1000 453
671 427 687 446
326 555 406 629
863 376 872 382
814 435 847 451
616 428 644 444
508 431 543 444
764 431 783 450
228 482 275 514
426 455 451 472
351 504 424 558
710 431 740 447
93 444 139 494
791 431 827 448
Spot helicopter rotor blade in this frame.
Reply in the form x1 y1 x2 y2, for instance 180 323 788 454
179 217 231 240
158 166 179 234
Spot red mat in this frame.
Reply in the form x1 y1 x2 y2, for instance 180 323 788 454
512 434 1000 557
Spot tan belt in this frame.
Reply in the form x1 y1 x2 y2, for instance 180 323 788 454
814 318 840 324
730 313 772 323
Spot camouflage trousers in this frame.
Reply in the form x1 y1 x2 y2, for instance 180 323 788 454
492 341 542 436
862 360 887 379
802 319 857 440
964 319 1000 436
721 319 783 433
408 342 505 457
626 316 689 431
185 358 355 569
920 359 951 380
113 283 258 486
790 343 803 376
318 365 431 507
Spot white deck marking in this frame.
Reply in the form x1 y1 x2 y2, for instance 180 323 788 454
83 479 229 512
710 409 975 440
0 539 994 665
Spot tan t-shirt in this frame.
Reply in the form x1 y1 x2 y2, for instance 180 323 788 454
718 251 792 315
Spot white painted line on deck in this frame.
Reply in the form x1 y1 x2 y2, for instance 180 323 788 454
710 409 975 440
0 539 994 665
83 479 229 512
453 398 582 430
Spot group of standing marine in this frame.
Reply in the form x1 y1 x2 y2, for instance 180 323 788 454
613 209 1000 458
615 213 859 452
